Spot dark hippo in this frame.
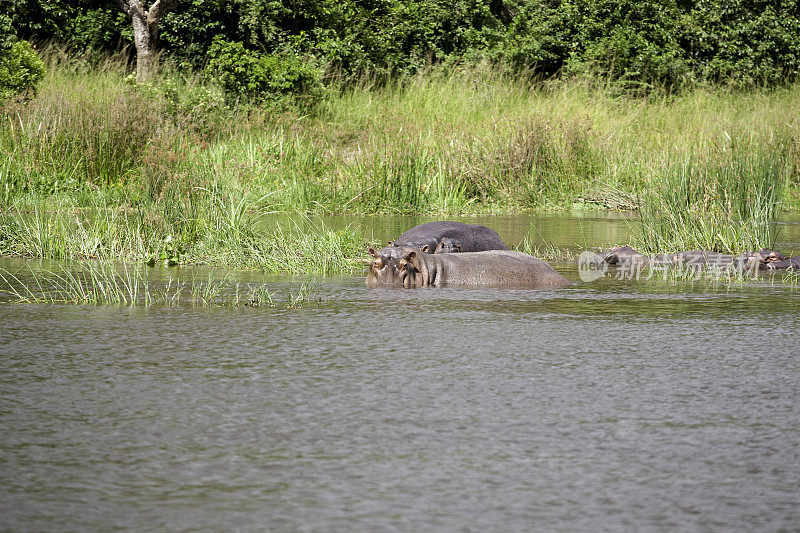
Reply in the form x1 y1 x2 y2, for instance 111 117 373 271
366 247 570 288
387 221 509 254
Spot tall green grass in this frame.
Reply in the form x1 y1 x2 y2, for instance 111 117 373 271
2 48 800 264
634 139 791 253
0 262 319 307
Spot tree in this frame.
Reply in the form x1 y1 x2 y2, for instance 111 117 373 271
117 0 179 81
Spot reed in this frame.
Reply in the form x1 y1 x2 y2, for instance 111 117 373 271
634 138 791 254
0 261 152 305
0 201 374 274
515 237 577 262
0 262 320 307
243 220 370 274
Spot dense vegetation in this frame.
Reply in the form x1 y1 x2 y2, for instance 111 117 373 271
6 0 800 93
2 2 800 270
2 49 798 264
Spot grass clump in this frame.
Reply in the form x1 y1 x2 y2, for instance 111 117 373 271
515 237 577 263
634 137 791 254
0 262 319 308
0 261 158 306
0 202 374 275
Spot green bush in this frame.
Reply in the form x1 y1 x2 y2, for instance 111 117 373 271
5 0 800 92
204 37 323 106
500 0 800 90
0 39 46 101
686 1 800 87
563 0 691 92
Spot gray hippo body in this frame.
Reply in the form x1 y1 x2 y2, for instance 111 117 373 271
388 221 509 254
366 247 570 289
671 250 748 269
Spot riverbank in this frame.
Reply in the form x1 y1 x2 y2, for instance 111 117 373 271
2 50 799 266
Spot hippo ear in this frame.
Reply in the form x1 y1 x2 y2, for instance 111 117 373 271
421 244 430 253
367 247 383 268
402 250 421 271
433 239 445 254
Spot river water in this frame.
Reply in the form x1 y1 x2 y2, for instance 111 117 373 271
2 214 800 531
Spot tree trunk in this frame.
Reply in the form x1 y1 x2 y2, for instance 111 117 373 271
117 0 178 82
130 8 153 82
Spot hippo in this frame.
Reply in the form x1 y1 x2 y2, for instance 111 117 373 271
737 249 787 271
387 221 509 254
365 247 570 289
600 247 785 272
766 256 800 270
670 251 749 270
672 250 727 266
600 246 650 268
758 249 787 264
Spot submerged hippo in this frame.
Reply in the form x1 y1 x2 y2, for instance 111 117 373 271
767 256 800 270
599 246 650 267
671 250 743 269
598 246 786 272
758 249 787 264
672 249 786 271
366 247 570 288
387 221 509 254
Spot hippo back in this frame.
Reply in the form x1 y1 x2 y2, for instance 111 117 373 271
389 221 508 254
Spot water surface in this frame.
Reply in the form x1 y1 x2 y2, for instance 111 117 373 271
2 214 800 531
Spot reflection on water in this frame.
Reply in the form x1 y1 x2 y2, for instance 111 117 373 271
2 214 800 530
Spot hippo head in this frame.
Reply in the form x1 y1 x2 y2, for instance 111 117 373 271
738 249 787 270
758 249 787 263
365 247 424 287
602 246 644 266
434 237 461 254
365 247 405 287
388 239 438 254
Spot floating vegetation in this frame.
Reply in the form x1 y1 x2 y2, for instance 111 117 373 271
0 262 319 308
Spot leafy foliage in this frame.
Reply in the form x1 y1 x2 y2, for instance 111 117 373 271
686 0 800 86
203 37 323 105
4 0 800 91
0 35 46 100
